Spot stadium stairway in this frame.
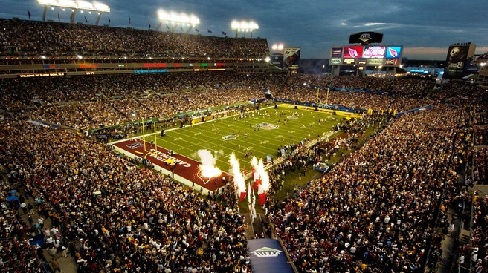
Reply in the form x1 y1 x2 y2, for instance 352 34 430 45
133 97 145 108
435 207 462 273
77 106 94 122
17 194 78 273
109 103 129 119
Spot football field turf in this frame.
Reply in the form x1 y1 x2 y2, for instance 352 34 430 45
147 104 343 173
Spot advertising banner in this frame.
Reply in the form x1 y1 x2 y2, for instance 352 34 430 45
444 44 474 79
330 58 342 65
357 59 367 66
367 59 384 66
384 59 399 66
362 46 386 58
446 45 470 71
271 53 283 68
386 46 402 59
283 47 300 68
343 46 363 58
331 47 343 58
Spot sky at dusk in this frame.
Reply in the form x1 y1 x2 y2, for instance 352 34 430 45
2 0 488 60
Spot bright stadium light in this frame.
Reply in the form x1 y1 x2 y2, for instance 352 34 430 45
158 9 200 32
271 43 284 51
93 1 110 12
77 0 94 11
38 0 58 6
231 20 259 38
58 0 77 9
37 0 110 24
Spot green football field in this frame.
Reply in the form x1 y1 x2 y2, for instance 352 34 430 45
145 104 343 173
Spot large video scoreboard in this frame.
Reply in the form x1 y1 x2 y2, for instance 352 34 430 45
329 45 403 67
443 43 476 79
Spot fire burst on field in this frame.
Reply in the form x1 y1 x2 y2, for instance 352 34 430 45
228 153 271 223
197 150 222 183
229 153 246 201
250 157 270 207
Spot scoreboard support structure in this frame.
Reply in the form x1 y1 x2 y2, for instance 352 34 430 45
329 45 403 76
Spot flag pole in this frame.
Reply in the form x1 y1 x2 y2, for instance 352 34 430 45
154 133 157 152
325 88 330 105
142 118 146 151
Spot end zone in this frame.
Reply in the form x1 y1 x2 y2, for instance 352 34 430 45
111 139 230 194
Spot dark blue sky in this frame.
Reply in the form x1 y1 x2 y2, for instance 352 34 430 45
2 0 488 59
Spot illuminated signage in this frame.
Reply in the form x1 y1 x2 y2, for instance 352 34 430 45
386 46 402 59
362 46 385 58
143 63 167 68
343 58 355 65
367 59 384 65
357 59 367 65
331 47 343 58
330 58 342 65
384 59 399 66
343 46 363 58
79 64 99 69
134 69 169 74
19 72 64 77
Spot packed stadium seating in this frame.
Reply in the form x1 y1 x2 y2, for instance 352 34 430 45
0 18 487 273
0 19 269 59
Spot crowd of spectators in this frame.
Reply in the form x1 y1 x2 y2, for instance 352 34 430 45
268 103 473 272
474 126 488 146
265 113 391 198
1 183 46 272
0 73 486 273
1 120 251 272
466 103 488 186
0 19 269 59
471 147 488 186
455 191 488 273
472 103 488 186
1 21 487 272
0 72 448 133
451 101 488 273
470 192 488 272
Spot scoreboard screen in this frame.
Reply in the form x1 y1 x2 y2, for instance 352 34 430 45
343 46 363 58
386 46 402 58
330 45 403 67
363 46 386 58
331 47 343 58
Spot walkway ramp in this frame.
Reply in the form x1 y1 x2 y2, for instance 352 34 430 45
248 238 294 273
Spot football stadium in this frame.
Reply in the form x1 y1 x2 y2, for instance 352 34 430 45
1 1 488 273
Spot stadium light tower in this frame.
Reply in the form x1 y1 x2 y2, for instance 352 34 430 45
231 20 259 38
157 9 200 33
37 0 110 25
271 43 284 52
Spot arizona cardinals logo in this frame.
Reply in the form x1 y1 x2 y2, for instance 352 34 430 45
348 48 358 58
388 47 398 58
